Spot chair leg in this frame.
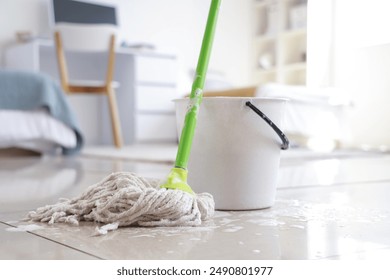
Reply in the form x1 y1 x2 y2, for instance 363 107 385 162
106 87 123 148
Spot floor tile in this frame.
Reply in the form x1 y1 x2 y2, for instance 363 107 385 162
0 158 170 213
0 168 105 213
279 154 390 188
82 143 177 163
5 181 389 260
1 151 390 259
0 223 97 260
324 247 390 260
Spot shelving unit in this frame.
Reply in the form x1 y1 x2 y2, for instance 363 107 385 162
253 0 308 85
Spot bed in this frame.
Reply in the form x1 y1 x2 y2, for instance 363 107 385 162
0 70 83 155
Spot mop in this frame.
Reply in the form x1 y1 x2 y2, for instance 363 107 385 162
27 0 222 235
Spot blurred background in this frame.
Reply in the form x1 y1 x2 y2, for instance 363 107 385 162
1 0 390 154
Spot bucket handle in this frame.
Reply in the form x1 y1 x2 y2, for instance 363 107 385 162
246 101 289 150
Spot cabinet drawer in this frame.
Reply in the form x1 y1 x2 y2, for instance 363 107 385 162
136 114 177 141
134 56 177 85
136 86 178 113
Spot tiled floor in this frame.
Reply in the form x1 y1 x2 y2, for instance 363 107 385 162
0 147 389 259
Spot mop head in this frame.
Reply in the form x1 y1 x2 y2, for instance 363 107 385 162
27 172 214 235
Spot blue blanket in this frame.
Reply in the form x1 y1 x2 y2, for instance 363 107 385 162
0 70 83 155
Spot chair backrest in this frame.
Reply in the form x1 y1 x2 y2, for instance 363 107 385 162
54 23 117 52
54 23 117 91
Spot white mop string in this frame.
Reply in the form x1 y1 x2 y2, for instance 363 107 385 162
27 172 214 232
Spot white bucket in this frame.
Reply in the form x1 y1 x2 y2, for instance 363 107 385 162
174 97 288 210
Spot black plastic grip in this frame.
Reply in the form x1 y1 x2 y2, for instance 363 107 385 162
246 101 289 150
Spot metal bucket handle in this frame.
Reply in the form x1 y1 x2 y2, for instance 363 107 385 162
246 101 289 150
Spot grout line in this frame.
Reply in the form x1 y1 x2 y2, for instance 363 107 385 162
80 153 174 165
317 246 390 260
27 232 105 260
0 221 105 260
80 168 168 180
280 150 390 162
81 151 386 165
278 178 390 191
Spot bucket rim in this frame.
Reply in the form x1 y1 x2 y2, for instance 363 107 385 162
173 96 288 102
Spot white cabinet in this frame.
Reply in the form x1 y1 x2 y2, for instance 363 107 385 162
132 54 179 142
135 114 177 141
135 86 177 112
253 0 307 85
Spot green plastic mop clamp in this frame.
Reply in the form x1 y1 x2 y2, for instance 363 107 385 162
161 168 194 194
160 0 221 194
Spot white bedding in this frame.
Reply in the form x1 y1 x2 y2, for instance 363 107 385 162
256 84 351 148
0 109 77 154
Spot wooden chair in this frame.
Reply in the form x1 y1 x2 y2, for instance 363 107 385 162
54 23 123 148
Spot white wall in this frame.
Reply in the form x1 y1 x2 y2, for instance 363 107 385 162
0 0 253 92
333 0 390 147
0 0 49 65
116 0 253 92
306 0 335 87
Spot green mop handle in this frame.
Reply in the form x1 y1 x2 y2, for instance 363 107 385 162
175 0 222 169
